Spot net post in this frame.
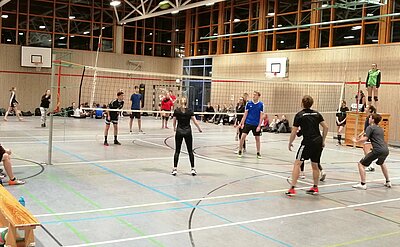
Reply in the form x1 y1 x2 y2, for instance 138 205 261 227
353 77 362 148
48 54 57 165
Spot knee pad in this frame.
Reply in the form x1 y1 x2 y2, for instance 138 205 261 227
374 96 378 102
368 96 372 102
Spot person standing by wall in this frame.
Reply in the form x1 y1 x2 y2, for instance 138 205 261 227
366 63 381 108
4 87 23 121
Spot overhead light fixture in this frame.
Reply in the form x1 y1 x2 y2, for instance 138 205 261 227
344 36 355 39
39 25 46 29
171 10 179 14
60 36 66 40
83 31 90 34
351 26 362 30
6 39 11 42
372 39 378 42
175 29 179 32
233 18 240 23
19 32 24 36
69 16 76 19
367 13 374 17
321 4 329 8
267 13 275 16
278 24 283 27
102 27 106 30
280 40 285 44
110 0 121 7
1 14 9 18
205 2 215 6
149 32 153 35
48 39 52 42
167 40 171 43
70 35 75 37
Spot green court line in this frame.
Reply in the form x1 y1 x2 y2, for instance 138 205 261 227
19 187 91 244
327 230 400 247
47 174 165 247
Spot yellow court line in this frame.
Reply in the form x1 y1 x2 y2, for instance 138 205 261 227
327 230 400 247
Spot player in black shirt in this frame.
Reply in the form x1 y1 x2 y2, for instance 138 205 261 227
40 89 51 127
286 95 328 196
234 97 246 153
336 100 349 145
171 97 202 176
104 92 124 146
4 87 23 121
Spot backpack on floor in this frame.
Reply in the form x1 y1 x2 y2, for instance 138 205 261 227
35 108 41 116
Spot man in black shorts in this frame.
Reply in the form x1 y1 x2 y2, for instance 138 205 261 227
129 86 144 134
286 95 328 196
104 92 124 146
352 113 391 189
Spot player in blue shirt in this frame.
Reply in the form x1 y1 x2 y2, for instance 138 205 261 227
129 86 144 134
238 91 264 159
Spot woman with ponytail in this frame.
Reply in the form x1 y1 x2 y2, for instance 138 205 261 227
171 97 202 176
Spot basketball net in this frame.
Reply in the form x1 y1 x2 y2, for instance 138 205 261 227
34 62 43 72
273 72 277 77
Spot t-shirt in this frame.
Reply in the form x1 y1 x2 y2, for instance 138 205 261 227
293 109 324 145
130 93 142 110
95 109 103 118
245 101 264 126
365 125 389 154
170 94 177 102
40 95 51 108
236 104 245 123
161 98 174 111
173 108 194 130
336 106 349 122
108 99 124 119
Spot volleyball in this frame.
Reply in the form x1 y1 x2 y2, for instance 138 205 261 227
159 0 170 9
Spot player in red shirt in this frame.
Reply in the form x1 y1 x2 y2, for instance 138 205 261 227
161 92 174 128
169 90 177 103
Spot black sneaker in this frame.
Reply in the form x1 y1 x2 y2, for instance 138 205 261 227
41 123 45 128
114 140 121 145
237 150 242 158
104 141 109 146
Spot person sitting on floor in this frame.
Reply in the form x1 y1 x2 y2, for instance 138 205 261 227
0 144 25 185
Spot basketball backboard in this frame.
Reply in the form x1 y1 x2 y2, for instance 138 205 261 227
21 46 52 68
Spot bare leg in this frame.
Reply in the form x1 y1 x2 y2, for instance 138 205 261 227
138 119 142 131
129 118 133 132
255 136 261 153
367 87 373 106
380 164 390 182
290 160 303 187
2 153 15 179
357 163 366 183
311 162 319 186
3 107 12 120
104 124 110 137
239 133 248 152
373 87 379 109
113 124 118 136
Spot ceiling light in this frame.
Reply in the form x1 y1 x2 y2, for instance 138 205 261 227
6 39 11 42
280 40 285 44
322 4 329 8
278 24 283 27
39 25 46 29
48 39 52 42
149 32 153 35
351 26 362 30
233 18 240 23
102 27 106 30
175 29 179 32
180 46 184 49
59 36 65 40
372 39 378 42
1 14 8 18
267 13 275 16
205 2 215 6
167 40 171 43
344 36 355 39
171 10 179 14
19 32 24 36
83 31 90 34
69 16 76 19
367 13 374 17
110 0 121 7
70 35 75 37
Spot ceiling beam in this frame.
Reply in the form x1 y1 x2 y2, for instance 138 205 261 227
0 0 12 8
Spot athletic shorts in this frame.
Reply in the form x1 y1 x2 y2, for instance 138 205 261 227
360 151 389 167
296 143 323 163
105 118 118 125
0 145 5 160
242 124 262 136
336 121 346 127
130 112 141 119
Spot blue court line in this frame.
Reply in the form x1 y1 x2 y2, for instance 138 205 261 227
41 196 275 224
47 143 292 247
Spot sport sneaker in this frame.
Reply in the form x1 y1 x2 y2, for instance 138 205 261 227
171 169 177 176
320 170 326 182
257 153 262 159
139 130 145 134
300 172 305 179
129 131 133 135
366 167 375 172
104 141 109 146
237 150 242 158
191 169 197 176
306 186 319 195
0 173 6 179
285 188 296 196
8 178 25 185
352 183 367 190
114 140 121 145
384 181 392 188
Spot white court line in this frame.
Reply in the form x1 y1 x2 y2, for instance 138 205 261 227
63 197 400 247
324 147 400 162
34 176 400 218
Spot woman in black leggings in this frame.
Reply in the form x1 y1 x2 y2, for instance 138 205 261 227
171 97 202 176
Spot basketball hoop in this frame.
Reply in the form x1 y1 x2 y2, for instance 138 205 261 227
34 62 43 72
273 72 277 77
